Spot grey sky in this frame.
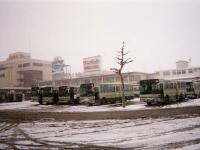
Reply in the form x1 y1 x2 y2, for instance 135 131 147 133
0 0 200 73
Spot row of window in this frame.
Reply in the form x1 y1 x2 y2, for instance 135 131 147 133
162 68 200 76
164 82 187 89
18 63 43 68
100 84 134 93
0 67 7 71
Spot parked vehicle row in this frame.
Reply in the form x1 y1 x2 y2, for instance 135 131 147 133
0 87 31 103
31 79 200 106
31 86 80 105
31 83 139 105
140 79 200 105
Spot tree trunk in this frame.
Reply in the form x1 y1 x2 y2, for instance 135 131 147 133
119 72 126 108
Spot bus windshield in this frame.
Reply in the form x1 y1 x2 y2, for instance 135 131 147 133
80 83 94 96
31 87 39 96
140 79 162 94
41 87 53 96
59 86 69 96
186 82 194 92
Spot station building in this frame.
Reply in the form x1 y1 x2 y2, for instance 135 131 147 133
39 56 200 87
39 71 148 87
0 52 52 87
39 55 148 87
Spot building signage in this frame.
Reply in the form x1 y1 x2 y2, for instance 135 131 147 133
83 55 102 72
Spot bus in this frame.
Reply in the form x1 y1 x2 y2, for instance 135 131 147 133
38 85 80 105
58 86 80 105
140 79 193 105
38 86 58 105
0 87 31 103
193 80 200 98
31 87 39 101
185 81 196 99
133 84 140 97
79 83 135 105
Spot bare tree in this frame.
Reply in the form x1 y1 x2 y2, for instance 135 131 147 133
111 42 133 108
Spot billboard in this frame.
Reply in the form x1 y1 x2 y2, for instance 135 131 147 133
83 55 102 72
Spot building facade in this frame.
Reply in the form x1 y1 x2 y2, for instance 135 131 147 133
39 71 148 87
38 59 200 87
149 60 200 81
0 52 52 87
52 57 71 80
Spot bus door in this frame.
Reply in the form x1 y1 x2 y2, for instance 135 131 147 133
94 87 99 101
160 83 164 98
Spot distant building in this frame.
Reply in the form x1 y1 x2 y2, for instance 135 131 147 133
52 57 71 80
39 58 200 87
0 52 52 87
149 60 200 81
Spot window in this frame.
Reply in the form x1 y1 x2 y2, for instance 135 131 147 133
177 70 182 75
135 75 141 81
103 77 114 83
163 71 170 76
33 63 43 67
129 75 134 81
0 67 7 71
0 74 5 78
172 71 176 75
18 64 23 68
182 70 186 74
23 63 30 67
188 69 193 73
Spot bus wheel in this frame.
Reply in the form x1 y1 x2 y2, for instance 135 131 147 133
101 98 106 105
38 99 43 105
147 102 152 106
165 95 169 104
179 93 184 101
38 95 43 104
75 97 80 105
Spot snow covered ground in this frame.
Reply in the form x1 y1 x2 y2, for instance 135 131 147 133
0 98 199 112
1 117 200 149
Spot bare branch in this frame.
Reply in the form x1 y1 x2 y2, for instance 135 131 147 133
124 58 133 64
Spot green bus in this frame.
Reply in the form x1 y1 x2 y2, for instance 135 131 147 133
38 85 80 105
79 83 135 105
185 81 197 99
38 86 58 105
58 86 80 105
31 87 39 101
140 79 191 105
193 80 200 98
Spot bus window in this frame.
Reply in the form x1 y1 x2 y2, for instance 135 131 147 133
116 86 120 92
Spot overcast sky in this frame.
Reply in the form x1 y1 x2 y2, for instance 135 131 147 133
0 0 200 73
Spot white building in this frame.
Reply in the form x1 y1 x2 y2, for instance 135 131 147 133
149 60 200 81
0 52 52 87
